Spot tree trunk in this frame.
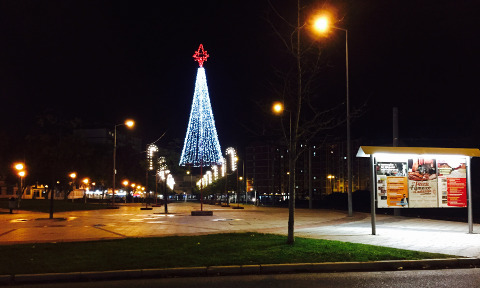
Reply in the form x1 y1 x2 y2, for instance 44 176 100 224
287 0 302 245
49 187 54 219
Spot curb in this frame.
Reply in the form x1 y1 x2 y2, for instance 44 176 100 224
1 258 479 285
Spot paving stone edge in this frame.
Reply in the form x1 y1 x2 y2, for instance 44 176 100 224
1 258 479 285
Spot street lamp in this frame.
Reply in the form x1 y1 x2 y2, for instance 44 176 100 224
82 178 89 203
313 15 353 217
272 101 295 243
112 119 135 206
69 172 77 191
15 163 24 171
18 170 26 195
14 163 26 196
122 180 129 203
327 174 335 194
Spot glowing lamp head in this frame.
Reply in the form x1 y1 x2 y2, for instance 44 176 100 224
14 163 24 171
69 172 77 179
122 180 129 186
313 16 329 33
82 178 89 184
125 120 135 128
272 102 284 115
18 171 26 177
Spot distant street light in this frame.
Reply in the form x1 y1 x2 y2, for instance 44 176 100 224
112 119 135 206
82 178 89 203
15 163 24 171
313 15 352 217
327 174 335 194
69 172 77 202
69 172 77 189
122 180 129 203
18 170 26 196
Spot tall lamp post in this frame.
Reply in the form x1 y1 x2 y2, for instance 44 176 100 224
272 101 295 243
112 119 135 206
313 16 353 217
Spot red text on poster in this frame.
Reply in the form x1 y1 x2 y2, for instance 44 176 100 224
447 178 467 207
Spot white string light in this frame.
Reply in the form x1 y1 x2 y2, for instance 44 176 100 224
180 67 223 167
147 144 158 171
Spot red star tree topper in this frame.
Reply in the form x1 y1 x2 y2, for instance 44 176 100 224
193 44 209 67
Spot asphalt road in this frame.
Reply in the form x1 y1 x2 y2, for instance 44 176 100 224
11 268 480 288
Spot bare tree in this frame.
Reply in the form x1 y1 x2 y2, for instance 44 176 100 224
267 0 354 244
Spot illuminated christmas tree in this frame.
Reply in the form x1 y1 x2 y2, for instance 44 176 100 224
179 44 223 167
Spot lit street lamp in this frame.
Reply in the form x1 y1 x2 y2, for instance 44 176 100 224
69 172 77 194
18 170 26 194
122 180 129 203
313 15 353 217
82 178 89 202
112 119 135 206
327 174 335 194
14 163 26 197
15 163 24 171
272 101 295 242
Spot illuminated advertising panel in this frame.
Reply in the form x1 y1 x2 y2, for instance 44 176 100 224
375 156 467 208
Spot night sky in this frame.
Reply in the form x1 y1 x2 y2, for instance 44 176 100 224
1 0 479 151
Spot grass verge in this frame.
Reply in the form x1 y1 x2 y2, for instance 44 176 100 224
0 233 454 275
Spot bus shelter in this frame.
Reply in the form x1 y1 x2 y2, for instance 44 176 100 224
357 146 480 235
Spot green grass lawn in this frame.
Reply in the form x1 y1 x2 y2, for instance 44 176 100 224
0 233 454 275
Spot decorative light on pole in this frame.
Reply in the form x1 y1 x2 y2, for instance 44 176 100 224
313 15 353 217
226 147 237 173
147 144 159 171
112 119 135 206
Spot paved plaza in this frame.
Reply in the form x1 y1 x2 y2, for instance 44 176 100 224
1 202 479 258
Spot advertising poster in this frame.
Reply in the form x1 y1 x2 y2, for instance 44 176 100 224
437 158 467 207
376 162 407 208
376 175 388 208
407 158 438 207
387 177 409 207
